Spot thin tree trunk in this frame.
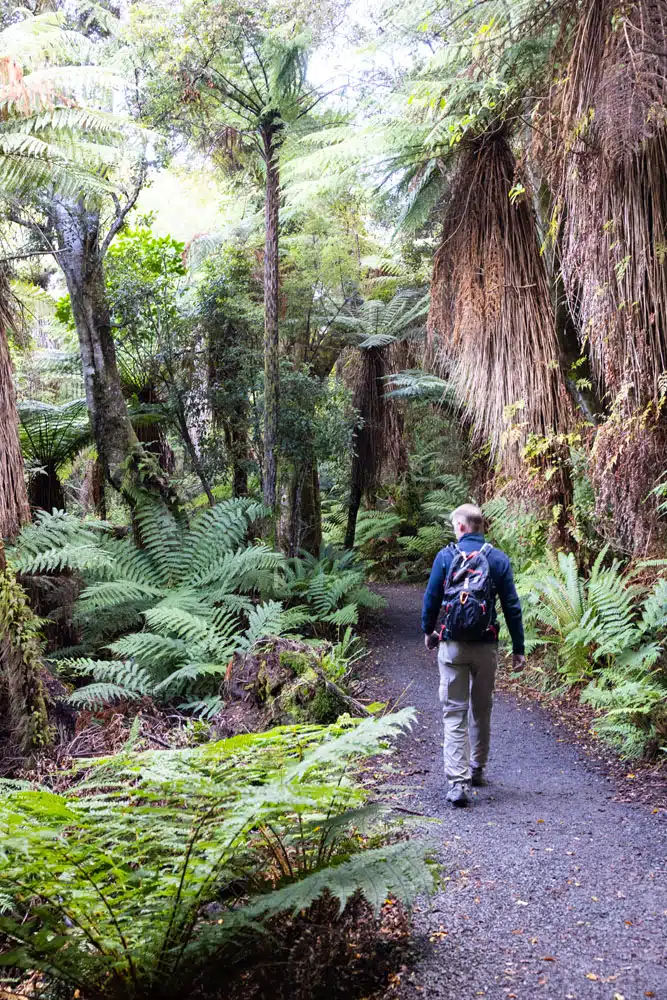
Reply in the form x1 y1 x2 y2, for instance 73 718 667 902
51 201 138 491
262 128 281 511
207 318 251 498
175 405 215 507
345 481 362 551
228 423 249 498
0 274 31 539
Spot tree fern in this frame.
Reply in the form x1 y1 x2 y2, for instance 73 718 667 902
13 505 384 709
0 711 430 1000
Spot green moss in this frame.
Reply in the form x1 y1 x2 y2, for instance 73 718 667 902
279 651 313 676
0 568 49 753
310 686 345 725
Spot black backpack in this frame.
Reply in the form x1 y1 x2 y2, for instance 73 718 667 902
440 542 496 642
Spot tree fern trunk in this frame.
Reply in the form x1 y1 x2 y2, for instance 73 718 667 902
344 480 362 551
0 272 31 539
28 461 66 513
345 347 386 550
262 128 281 512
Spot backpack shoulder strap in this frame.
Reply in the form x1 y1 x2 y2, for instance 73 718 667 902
480 542 493 555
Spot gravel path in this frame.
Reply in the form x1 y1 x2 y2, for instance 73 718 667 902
367 585 667 1000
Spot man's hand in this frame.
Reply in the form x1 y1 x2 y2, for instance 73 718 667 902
512 653 526 672
424 631 439 650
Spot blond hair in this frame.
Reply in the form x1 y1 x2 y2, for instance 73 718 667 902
451 503 484 534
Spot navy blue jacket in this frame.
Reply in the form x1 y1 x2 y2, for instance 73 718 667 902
421 533 524 654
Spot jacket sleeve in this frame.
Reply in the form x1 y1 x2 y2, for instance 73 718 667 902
421 549 448 633
496 558 525 655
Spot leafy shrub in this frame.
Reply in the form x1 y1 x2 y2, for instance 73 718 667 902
396 477 471 572
319 473 470 581
482 495 548 575
0 712 432 1000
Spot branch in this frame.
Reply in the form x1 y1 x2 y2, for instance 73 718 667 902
6 203 58 258
241 26 271 93
0 247 64 263
233 38 266 107
99 155 148 260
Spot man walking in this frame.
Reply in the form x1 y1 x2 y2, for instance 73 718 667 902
422 504 525 807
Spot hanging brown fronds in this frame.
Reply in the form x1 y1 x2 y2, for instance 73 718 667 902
592 411 667 554
428 132 571 466
549 0 667 405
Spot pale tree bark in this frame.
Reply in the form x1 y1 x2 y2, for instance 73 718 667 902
50 199 139 490
262 127 281 511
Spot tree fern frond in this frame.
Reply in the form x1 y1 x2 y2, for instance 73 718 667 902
244 840 433 921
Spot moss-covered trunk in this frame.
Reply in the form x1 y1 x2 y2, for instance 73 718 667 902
0 273 31 538
281 454 322 557
0 540 49 756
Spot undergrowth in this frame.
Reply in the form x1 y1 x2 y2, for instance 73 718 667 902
11 501 384 714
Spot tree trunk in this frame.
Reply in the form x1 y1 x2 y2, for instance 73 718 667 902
344 480 363 551
262 129 281 511
0 274 31 539
175 403 215 507
282 455 322 557
345 347 386 550
134 384 175 473
80 458 106 518
51 200 139 491
227 422 249 498
208 318 251 498
28 461 66 513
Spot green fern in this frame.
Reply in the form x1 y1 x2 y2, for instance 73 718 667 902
283 547 386 636
521 554 667 755
0 710 431 1000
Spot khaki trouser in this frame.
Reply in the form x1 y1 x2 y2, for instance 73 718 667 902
437 640 498 784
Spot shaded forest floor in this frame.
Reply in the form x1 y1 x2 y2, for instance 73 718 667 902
364 585 667 1000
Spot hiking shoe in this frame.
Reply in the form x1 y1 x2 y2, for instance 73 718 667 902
446 782 471 808
471 767 487 787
